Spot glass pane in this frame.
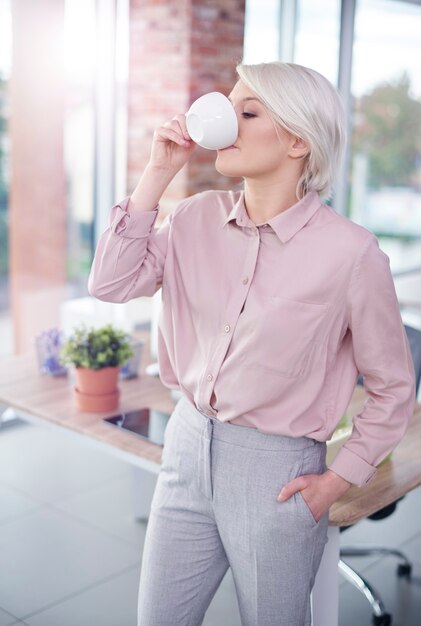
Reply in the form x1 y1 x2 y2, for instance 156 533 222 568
294 0 341 85
243 0 280 63
0 0 11 354
1 0 127 356
64 0 96 287
349 0 421 281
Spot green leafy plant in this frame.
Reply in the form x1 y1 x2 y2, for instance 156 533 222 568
60 324 133 371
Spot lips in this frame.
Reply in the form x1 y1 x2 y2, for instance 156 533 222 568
218 145 238 151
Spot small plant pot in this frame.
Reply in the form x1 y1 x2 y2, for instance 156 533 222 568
73 367 120 413
74 387 120 412
74 367 119 395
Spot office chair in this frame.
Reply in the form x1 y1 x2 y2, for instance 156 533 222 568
338 324 421 626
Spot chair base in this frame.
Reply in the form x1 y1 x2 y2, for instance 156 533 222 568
341 545 412 573
339 546 412 625
339 559 392 625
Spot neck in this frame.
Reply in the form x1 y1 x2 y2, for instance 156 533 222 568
243 177 302 225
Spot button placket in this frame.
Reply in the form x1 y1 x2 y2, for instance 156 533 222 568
199 230 259 413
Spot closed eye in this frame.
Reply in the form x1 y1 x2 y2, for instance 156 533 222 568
242 112 257 119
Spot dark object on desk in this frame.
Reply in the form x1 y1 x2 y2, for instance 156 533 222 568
340 323 421 626
104 408 170 446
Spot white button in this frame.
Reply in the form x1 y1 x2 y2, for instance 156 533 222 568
224 325 231 333
242 277 249 285
206 373 213 381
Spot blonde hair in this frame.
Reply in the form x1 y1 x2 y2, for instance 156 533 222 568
236 61 346 200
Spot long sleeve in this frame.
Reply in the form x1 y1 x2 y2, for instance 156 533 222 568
328 235 416 486
88 196 171 302
88 189 417 475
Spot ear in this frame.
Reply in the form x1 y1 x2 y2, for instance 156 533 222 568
289 136 309 159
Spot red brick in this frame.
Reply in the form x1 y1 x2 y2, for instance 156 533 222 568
127 0 245 211
9 0 66 352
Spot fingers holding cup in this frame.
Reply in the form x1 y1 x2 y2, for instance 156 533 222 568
150 116 196 172
158 119 189 146
170 114 192 143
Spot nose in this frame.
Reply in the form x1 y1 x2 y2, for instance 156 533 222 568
231 106 241 140
230 102 240 120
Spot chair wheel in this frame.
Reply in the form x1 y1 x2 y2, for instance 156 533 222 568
373 613 392 626
397 563 412 578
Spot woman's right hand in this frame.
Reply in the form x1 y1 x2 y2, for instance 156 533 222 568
149 114 197 173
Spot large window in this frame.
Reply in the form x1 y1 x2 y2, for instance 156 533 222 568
294 0 341 86
349 0 421 275
0 0 11 282
244 0 421 298
243 0 281 63
0 0 129 355
0 0 11 352
244 0 341 81
64 0 96 287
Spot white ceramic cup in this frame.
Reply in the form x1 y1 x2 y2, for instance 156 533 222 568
185 91 238 150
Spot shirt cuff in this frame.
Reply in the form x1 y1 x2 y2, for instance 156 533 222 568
109 197 159 238
328 446 377 487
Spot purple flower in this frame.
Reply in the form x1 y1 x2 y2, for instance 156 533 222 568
36 328 67 377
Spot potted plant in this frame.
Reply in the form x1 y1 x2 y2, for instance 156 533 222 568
60 324 133 412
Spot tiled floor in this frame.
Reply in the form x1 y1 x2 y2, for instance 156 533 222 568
0 418 421 626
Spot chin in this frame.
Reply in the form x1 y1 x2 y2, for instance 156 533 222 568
215 156 244 178
215 166 243 178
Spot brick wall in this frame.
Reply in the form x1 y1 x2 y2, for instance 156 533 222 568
127 0 245 217
9 0 66 352
7 0 246 352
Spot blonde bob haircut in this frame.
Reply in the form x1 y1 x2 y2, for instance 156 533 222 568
236 61 347 200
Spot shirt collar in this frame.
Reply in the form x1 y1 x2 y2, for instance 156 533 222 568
222 190 322 244
222 192 252 229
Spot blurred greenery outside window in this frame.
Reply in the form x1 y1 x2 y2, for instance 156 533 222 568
245 0 421 279
349 0 421 276
1 0 421 296
297 0 421 275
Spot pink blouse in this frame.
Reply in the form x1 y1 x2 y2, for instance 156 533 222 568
88 189 416 486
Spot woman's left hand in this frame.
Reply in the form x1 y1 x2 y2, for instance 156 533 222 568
276 469 352 523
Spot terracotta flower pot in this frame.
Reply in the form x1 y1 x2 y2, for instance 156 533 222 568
74 366 120 412
74 387 120 413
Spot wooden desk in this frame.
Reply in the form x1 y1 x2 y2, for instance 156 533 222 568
0 334 175 473
330 386 421 526
1 347 419 626
2 350 420 525
312 386 421 626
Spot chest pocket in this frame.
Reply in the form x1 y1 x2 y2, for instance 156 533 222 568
245 296 328 378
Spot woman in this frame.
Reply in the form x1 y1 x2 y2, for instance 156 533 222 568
88 62 416 626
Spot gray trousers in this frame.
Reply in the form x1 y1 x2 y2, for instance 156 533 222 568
137 396 329 626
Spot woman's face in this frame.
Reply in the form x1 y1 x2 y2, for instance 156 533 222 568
215 79 305 181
